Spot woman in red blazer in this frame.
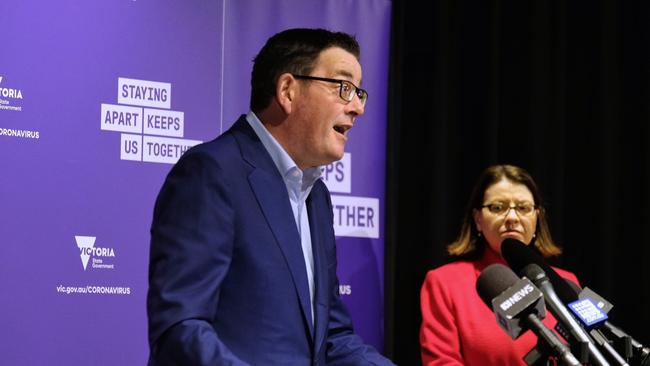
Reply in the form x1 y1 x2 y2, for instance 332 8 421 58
420 164 578 365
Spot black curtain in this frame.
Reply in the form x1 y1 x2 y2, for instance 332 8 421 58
386 1 650 364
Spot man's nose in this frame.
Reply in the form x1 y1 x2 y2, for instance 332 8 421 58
347 94 365 116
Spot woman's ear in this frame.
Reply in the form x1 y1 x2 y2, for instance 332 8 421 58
472 209 482 233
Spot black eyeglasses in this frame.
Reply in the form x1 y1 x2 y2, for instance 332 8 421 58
481 201 537 216
292 74 368 106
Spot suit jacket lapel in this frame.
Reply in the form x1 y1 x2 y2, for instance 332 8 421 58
231 117 315 339
307 183 331 355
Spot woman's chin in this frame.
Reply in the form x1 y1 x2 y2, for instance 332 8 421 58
501 233 525 243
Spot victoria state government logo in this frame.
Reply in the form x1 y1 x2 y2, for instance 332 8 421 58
75 235 116 270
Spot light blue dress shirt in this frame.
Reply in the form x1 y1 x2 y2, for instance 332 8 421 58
246 111 322 323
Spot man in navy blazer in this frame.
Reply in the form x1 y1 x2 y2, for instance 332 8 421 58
147 28 395 365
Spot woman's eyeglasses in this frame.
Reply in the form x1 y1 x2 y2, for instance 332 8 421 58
481 201 537 216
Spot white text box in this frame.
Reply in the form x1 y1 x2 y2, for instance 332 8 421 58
142 135 201 164
143 108 184 137
331 195 380 239
321 152 351 193
118 77 171 109
101 104 143 133
120 134 142 161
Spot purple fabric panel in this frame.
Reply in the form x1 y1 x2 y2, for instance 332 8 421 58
1 1 223 364
0 0 391 363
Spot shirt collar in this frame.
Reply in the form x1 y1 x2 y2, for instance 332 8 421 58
245 111 322 188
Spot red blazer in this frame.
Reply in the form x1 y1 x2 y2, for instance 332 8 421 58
420 248 579 366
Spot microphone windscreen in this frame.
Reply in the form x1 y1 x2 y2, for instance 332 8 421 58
501 239 579 303
501 238 545 273
521 263 547 282
476 263 520 306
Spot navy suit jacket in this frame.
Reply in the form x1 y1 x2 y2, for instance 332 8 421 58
147 116 394 365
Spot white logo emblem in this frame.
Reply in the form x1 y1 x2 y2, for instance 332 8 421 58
74 235 116 271
75 235 97 270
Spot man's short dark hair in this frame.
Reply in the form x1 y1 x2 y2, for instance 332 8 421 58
250 28 360 112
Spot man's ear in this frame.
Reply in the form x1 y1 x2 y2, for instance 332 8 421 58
276 73 296 114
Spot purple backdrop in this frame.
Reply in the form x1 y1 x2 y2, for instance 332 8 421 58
0 0 391 364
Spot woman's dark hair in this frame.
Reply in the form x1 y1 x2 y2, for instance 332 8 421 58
447 164 562 258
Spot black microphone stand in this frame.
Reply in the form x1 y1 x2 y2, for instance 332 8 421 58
602 322 650 365
523 314 581 366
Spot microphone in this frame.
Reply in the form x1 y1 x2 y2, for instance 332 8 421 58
501 239 611 366
565 279 650 365
564 286 627 365
522 263 613 366
476 263 580 366
501 239 579 305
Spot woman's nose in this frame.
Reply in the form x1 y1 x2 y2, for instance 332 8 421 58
503 207 520 222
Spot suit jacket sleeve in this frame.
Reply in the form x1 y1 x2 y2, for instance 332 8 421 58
324 281 397 366
317 185 396 366
147 151 249 366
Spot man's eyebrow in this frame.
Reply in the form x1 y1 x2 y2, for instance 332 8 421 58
337 70 353 78
335 70 362 86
